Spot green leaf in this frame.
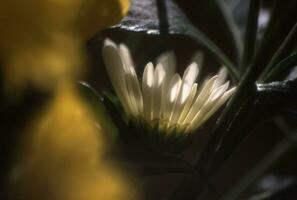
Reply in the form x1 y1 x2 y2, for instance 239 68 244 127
101 91 130 130
111 0 240 80
256 80 297 115
261 53 297 82
175 0 244 65
213 0 244 62
240 0 260 72
77 81 119 140
222 138 292 200
260 22 297 82
196 1 297 178
258 0 297 67
115 147 195 176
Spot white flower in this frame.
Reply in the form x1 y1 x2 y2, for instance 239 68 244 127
102 39 236 135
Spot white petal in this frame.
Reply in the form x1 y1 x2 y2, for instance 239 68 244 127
177 83 197 124
163 74 182 121
155 63 167 86
203 87 236 123
119 43 134 72
170 61 199 124
215 67 228 87
126 66 143 116
183 75 218 124
170 75 182 103
190 87 236 131
189 93 221 130
104 38 117 48
152 64 166 120
191 52 204 70
142 62 154 121
208 81 229 103
188 79 229 129
182 62 199 86
180 82 193 104
155 53 177 118
125 75 138 116
102 44 133 115
170 82 192 124
156 51 176 77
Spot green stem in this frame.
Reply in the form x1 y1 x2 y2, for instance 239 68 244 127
170 1 297 199
240 0 260 73
197 0 297 178
222 139 291 200
222 117 296 200
260 22 297 82
263 53 297 83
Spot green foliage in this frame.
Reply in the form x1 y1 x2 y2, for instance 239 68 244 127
86 0 297 199
112 0 240 80
78 81 119 140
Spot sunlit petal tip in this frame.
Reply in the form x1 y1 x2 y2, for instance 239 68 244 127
216 66 228 85
169 74 182 102
183 62 199 85
156 51 175 64
226 86 237 96
103 38 117 48
143 62 154 87
192 51 204 68
156 51 176 75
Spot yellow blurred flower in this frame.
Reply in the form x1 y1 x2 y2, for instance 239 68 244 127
8 83 137 200
0 0 130 50
3 33 83 92
0 0 130 92
0 0 82 52
1 0 137 200
76 0 130 39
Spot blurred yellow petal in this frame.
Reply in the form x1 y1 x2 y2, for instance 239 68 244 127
0 0 130 50
0 0 130 93
75 0 131 39
0 0 82 51
0 0 83 92
119 0 131 15
8 82 137 200
1 1 137 198
3 33 83 92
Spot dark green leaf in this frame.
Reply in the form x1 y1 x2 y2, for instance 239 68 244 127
112 0 240 80
77 82 119 140
101 91 130 130
227 0 250 33
114 143 194 175
261 53 297 82
260 22 297 82
214 0 244 61
121 161 194 176
175 0 244 64
264 182 297 200
258 0 297 66
222 139 292 200
240 0 260 72
195 1 297 180
256 80 297 115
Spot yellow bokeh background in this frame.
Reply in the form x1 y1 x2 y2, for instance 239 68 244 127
10 84 136 200
0 0 130 91
0 0 139 199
